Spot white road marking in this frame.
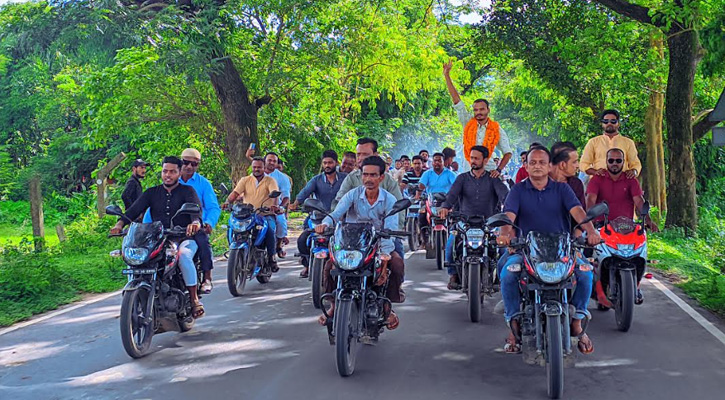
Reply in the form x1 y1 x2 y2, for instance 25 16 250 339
405 251 414 259
575 358 636 368
647 277 725 348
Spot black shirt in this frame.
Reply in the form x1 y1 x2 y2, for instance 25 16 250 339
442 171 510 218
123 184 201 229
122 175 143 210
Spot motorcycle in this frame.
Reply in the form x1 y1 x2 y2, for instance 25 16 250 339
405 183 424 251
447 212 500 322
226 191 282 297
298 206 334 309
424 192 448 270
304 197 411 377
106 203 203 359
593 201 650 332
487 202 608 399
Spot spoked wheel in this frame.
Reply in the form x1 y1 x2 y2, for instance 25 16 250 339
435 232 444 270
334 297 359 377
545 314 564 399
227 249 249 297
311 257 325 309
119 286 154 358
615 269 635 332
468 262 482 323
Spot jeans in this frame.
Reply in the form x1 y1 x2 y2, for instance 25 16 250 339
445 233 456 275
193 231 213 273
499 251 593 322
178 239 199 287
263 216 277 260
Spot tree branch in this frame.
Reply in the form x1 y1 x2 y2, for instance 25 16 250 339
692 109 718 141
591 0 666 28
461 63 491 95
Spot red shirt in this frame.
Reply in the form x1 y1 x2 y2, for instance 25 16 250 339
515 166 529 183
586 174 643 220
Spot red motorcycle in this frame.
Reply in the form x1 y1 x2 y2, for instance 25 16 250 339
424 192 448 270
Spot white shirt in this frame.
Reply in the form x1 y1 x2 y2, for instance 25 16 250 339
453 101 513 171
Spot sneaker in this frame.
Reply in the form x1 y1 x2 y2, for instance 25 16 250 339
200 279 213 294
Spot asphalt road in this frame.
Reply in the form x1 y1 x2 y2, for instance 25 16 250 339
2 244 725 400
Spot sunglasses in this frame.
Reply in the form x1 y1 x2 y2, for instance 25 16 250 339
607 158 623 164
601 119 619 124
182 160 199 167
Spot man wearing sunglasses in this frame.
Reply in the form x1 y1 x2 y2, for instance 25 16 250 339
581 109 642 179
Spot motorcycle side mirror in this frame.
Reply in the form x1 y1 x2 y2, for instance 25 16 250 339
387 198 412 217
105 205 124 217
433 192 447 202
303 198 327 214
639 201 651 217
219 183 230 197
486 213 513 228
269 190 282 199
177 203 202 215
583 202 609 223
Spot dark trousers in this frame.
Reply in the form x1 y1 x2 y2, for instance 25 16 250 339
323 252 405 303
192 231 214 273
297 217 312 262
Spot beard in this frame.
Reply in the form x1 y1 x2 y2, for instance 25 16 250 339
162 179 178 188
324 167 336 174
605 125 617 134
607 166 622 175
471 163 482 170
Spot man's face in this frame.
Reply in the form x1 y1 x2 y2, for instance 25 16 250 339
451 162 459 171
520 154 527 164
420 152 429 161
470 150 488 170
251 160 265 177
341 156 356 173
265 154 279 172
432 155 444 172
355 143 375 168
402 159 411 170
161 163 180 186
361 165 384 189
526 150 550 178
412 159 423 173
133 165 146 178
602 113 620 135
395 160 402 169
322 157 337 174
606 151 624 175
181 156 199 176
472 101 490 122
559 151 579 178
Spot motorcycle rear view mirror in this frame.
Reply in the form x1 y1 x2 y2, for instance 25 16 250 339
584 202 609 223
177 203 202 215
433 192 447 202
269 190 282 199
303 198 327 214
219 183 230 197
640 201 651 217
105 205 124 217
387 198 412 217
486 213 514 228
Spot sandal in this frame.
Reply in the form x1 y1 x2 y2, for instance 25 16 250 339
385 312 400 330
299 268 309 278
192 302 205 319
576 332 594 354
504 338 521 354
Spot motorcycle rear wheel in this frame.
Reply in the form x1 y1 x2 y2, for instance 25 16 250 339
311 257 325 309
435 232 444 270
335 298 359 377
227 248 249 297
615 269 635 332
545 314 564 399
120 286 154 359
406 218 417 251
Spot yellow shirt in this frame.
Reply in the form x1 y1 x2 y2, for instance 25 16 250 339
580 134 642 174
232 175 279 209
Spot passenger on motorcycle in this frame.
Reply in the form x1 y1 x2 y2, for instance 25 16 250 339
262 152 291 258
317 156 405 329
401 155 425 192
418 152 457 245
222 157 281 272
497 146 601 354
586 147 657 305
550 142 586 209
437 146 509 290
110 156 206 318
290 150 348 278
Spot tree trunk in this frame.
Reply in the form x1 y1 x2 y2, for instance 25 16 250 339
642 33 666 218
664 28 699 235
208 57 258 183
29 175 44 251
96 152 126 218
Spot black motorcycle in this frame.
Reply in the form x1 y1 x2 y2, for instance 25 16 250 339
297 205 334 309
106 203 202 359
448 212 499 323
304 197 411 377
487 203 608 399
424 192 448 270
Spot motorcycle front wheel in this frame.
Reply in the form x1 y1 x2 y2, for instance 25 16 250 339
119 286 154 359
468 262 482 323
227 248 249 297
311 257 325 309
615 269 635 332
406 218 417 251
545 314 564 399
335 297 359 377
435 231 444 270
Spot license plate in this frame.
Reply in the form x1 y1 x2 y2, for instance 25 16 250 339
122 269 156 275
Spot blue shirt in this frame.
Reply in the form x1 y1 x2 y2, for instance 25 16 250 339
143 172 221 228
295 172 347 211
419 168 457 194
323 186 398 255
503 178 581 236
267 169 291 201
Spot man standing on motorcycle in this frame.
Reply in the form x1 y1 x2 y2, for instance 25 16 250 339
289 150 348 278
586 147 657 305
581 109 642 179
110 156 206 319
498 146 601 354
418 152 458 249
317 156 405 329
222 157 281 272
437 146 509 290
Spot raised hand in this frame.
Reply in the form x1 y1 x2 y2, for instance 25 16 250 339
443 59 453 76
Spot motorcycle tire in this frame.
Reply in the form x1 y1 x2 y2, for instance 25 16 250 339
435 232 444 271
468 262 482 323
227 248 248 297
335 297 359 377
311 257 325 309
256 274 271 284
119 286 154 359
615 269 635 332
406 219 417 251
545 313 564 399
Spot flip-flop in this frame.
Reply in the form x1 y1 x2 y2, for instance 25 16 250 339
299 269 309 278
192 302 205 319
576 332 594 354
504 338 521 354
385 312 400 330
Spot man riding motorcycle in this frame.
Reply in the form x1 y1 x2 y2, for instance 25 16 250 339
110 156 206 319
317 156 405 329
498 146 601 354
438 146 509 290
289 150 347 278
222 157 281 272
418 152 457 243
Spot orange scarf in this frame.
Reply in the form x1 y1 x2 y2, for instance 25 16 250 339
463 118 500 163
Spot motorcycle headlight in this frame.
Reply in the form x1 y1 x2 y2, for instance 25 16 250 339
230 216 253 232
615 243 642 258
335 250 363 270
123 247 149 266
466 228 485 249
534 261 572 283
